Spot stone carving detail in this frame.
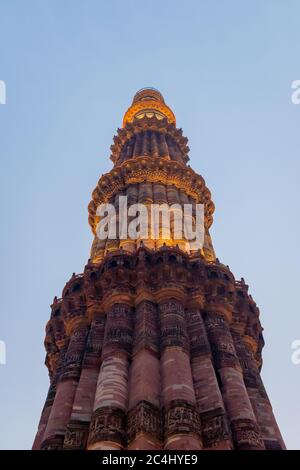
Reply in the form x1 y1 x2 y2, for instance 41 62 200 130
127 401 162 443
133 301 159 354
160 324 188 350
231 419 265 450
160 300 189 350
204 312 240 369
61 326 89 380
159 300 185 316
264 439 282 450
86 319 105 354
41 436 64 450
189 334 211 356
187 310 211 357
64 421 89 450
205 312 226 330
164 401 201 438
88 407 126 447
200 409 231 448
103 304 133 355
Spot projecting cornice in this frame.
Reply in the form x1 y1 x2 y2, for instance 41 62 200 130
123 97 176 127
88 156 215 233
110 115 190 165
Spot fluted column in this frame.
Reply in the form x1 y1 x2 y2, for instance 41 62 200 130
127 300 162 449
32 391 54 449
133 133 142 157
126 138 134 160
159 297 202 450
204 311 265 449
187 308 232 449
63 315 106 449
41 324 89 449
233 332 285 449
158 133 169 158
32 349 62 449
150 131 159 157
166 135 183 163
142 131 150 156
87 303 133 450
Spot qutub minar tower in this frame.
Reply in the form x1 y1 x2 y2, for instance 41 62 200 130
33 88 285 450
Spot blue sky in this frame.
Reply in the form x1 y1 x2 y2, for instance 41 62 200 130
0 0 299 449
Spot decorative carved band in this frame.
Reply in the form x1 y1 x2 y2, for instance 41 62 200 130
187 310 211 357
163 400 201 439
88 407 126 447
41 435 64 450
133 301 159 355
88 156 214 233
60 326 89 381
63 420 89 450
160 299 189 351
230 418 265 450
111 116 188 164
200 408 231 449
264 439 283 450
123 101 176 127
127 401 162 443
102 303 133 356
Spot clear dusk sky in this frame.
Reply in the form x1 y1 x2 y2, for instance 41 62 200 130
0 0 299 449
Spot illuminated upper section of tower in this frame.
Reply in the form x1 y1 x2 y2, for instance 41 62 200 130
88 88 216 263
123 87 176 127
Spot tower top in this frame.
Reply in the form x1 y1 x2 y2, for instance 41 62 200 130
132 87 165 104
123 87 176 127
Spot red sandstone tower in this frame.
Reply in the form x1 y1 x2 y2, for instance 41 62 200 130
33 89 285 450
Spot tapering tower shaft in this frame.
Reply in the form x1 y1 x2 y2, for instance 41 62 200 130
33 89 285 450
